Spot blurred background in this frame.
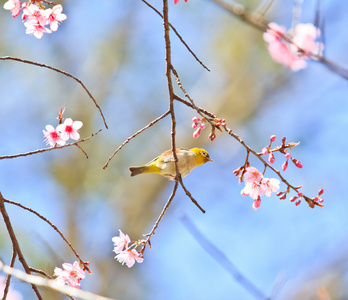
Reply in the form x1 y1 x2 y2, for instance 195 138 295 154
0 0 348 299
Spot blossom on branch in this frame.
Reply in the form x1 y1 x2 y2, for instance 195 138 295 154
240 167 280 210
112 230 144 268
54 261 86 289
56 118 83 141
3 0 21 17
3 1 67 39
43 125 66 147
263 22 322 70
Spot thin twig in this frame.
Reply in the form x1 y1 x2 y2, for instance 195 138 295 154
3 248 17 300
0 129 102 160
141 181 179 253
0 56 108 129
178 179 205 213
103 110 170 169
141 0 210 72
180 212 269 300
0 193 43 300
2 197 90 273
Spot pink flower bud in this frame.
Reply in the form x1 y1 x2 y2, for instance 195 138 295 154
290 196 297 202
292 158 303 168
200 123 206 129
193 128 201 139
276 192 283 197
297 192 303 197
208 132 216 141
284 153 291 159
261 147 269 155
295 200 301 206
319 198 324 203
282 160 288 171
268 153 275 164
318 189 324 196
191 122 198 129
252 198 261 210
280 193 287 200
192 117 199 123
270 135 276 142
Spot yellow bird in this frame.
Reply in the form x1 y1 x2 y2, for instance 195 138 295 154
129 147 212 180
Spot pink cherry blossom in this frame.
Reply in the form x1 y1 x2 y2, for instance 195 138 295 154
243 166 263 183
263 22 322 71
115 249 144 268
43 124 66 147
292 23 322 57
112 230 131 253
3 0 21 17
24 19 52 39
54 261 86 289
56 118 83 141
22 4 47 26
261 178 280 197
241 181 264 199
44 4 67 31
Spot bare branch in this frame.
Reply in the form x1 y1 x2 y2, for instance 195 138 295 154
0 56 108 129
141 0 210 71
2 197 90 273
103 110 170 169
0 193 43 300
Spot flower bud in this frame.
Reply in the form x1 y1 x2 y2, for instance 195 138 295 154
192 117 199 123
282 160 288 171
290 196 297 202
200 123 206 129
270 135 276 142
191 122 198 129
268 153 275 164
262 147 269 155
318 189 324 196
295 200 301 206
284 153 291 159
208 132 216 141
193 128 201 139
292 158 303 168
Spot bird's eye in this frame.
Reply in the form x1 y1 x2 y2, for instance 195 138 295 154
202 151 208 157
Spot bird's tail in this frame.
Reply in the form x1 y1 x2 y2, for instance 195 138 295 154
129 166 149 177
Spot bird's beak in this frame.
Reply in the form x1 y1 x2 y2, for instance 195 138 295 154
207 158 213 162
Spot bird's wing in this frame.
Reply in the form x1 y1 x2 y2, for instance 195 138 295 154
163 148 191 163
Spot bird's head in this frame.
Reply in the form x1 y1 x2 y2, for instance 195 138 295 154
191 148 213 166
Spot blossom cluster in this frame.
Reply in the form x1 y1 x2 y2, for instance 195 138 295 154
261 135 302 171
3 0 67 39
239 166 280 210
43 106 83 147
191 116 225 141
263 22 323 70
54 261 86 289
112 230 144 268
